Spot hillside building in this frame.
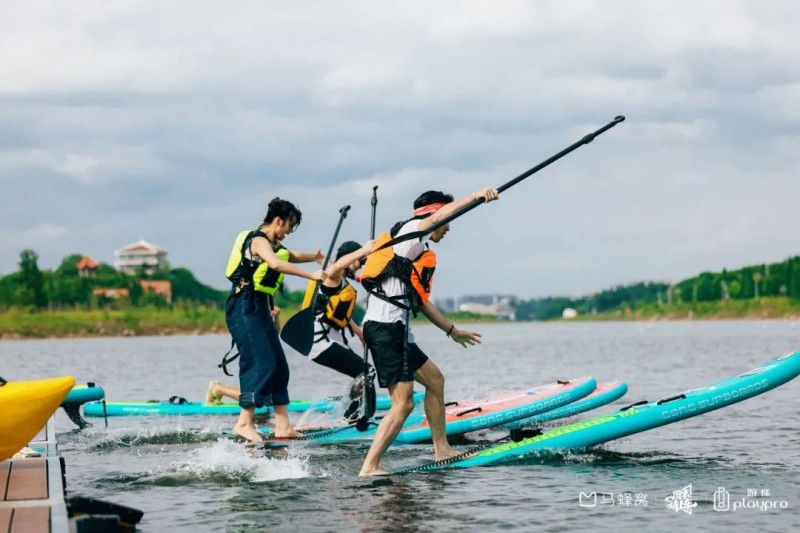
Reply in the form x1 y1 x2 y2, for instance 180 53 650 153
115 240 168 276
75 256 98 277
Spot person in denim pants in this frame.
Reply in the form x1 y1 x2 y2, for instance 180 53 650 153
225 197 324 442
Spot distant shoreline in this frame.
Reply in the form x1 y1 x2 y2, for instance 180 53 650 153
1 302 799 340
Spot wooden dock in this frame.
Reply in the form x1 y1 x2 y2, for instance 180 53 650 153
0 418 69 532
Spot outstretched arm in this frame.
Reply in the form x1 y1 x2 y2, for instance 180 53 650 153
252 237 324 282
419 301 482 348
289 248 325 265
417 186 500 233
323 240 374 284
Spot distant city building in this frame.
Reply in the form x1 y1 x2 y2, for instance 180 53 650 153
457 294 517 320
432 297 456 313
115 240 168 276
75 255 98 277
139 280 173 304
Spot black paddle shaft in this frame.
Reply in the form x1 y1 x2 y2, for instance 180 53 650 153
355 186 379 431
374 115 626 251
309 205 351 309
280 205 351 355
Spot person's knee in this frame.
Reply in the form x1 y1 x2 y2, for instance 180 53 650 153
392 391 415 416
425 366 445 393
396 398 415 416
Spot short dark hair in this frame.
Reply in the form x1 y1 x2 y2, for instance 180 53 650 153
336 240 362 261
390 190 454 236
263 197 302 228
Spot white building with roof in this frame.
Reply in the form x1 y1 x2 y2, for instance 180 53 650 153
114 240 169 275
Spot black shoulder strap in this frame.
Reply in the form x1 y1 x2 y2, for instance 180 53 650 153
239 230 257 257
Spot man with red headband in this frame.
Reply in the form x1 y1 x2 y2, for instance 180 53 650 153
358 186 500 476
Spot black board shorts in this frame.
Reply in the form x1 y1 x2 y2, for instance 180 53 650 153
363 320 429 388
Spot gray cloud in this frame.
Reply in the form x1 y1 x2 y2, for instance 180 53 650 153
1 0 799 300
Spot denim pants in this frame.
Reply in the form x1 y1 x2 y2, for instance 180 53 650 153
225 289 290 408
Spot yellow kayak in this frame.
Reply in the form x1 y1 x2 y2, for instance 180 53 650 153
0 375 75 461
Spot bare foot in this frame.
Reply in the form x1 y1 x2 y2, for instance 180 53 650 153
233 423 264 443
434 447 463 461
273 426 302 439
205 381 223 404
359 468 389 477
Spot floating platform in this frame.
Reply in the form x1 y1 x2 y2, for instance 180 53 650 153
0 418 68 532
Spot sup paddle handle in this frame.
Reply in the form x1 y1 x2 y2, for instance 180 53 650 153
370 185 378 240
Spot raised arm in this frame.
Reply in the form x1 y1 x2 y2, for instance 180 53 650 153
416 186 500 233
323 240 374 285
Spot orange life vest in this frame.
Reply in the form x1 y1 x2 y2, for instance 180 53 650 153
360 231 436 314
300 279 358 330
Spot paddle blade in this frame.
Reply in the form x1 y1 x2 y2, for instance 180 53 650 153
279 307 315 356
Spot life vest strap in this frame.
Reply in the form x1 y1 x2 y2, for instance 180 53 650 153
218 339 239 377
367 289 411 311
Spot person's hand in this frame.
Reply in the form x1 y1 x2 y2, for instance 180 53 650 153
271 306 281 318
450 327 482 348
352 325 366 347
361 239 377 255
314 248 325 265
475 187 499 204
311 269 326 282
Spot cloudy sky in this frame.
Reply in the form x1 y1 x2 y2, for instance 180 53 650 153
1 1 799 300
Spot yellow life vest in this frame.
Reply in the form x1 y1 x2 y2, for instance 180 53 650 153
360 231 436 314
301 279 358 329
225 230 290 295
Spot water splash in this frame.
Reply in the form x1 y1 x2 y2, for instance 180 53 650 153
131 440 315 486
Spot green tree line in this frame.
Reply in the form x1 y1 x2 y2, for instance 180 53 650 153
515 256 800 320
0 250 227 310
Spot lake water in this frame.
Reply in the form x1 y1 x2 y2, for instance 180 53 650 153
2 321 799 532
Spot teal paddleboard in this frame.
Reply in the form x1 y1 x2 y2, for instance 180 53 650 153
252 377 597 445
83 391 423 417
398 351 800 472
63 383 105 405
504 381 627 429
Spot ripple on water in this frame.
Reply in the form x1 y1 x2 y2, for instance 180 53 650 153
61 425 224 452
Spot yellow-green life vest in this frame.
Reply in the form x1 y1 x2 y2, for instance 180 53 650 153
225 230 290 295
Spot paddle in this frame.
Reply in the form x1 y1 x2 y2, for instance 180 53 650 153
280 205 351 355
355 186 379 431
372 115 626 252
